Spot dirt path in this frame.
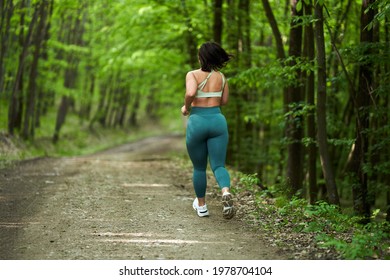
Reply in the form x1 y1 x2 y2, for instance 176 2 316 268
0 135 285 260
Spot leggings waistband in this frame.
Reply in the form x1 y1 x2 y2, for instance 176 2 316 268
190 106 221 115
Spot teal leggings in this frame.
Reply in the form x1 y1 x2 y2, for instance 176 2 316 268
186 107 230 198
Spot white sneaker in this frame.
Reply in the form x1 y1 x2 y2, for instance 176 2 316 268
193 198 209 217
222 192 235 219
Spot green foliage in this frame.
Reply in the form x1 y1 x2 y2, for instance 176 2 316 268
366 0 390 30
238 173 262 194
317 221 390 259
234 174 390 260
292 200 389 259
230 56 316 91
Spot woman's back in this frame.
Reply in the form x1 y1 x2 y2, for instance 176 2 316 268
189 69 228 108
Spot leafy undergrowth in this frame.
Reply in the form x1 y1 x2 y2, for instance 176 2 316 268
230 173 390 260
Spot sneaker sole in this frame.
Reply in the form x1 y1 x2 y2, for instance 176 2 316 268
222 194 235 219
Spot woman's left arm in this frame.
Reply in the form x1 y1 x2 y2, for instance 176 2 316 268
181 72 197 116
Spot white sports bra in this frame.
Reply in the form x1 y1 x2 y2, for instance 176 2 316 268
195 70 226 98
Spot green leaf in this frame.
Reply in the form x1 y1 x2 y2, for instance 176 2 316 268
296 0 303 12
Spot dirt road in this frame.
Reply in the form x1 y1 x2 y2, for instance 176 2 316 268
0 135 285 260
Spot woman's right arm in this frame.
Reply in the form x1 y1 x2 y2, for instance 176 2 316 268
220 79 229 106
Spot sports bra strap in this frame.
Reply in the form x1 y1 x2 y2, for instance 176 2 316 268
197 70 214 90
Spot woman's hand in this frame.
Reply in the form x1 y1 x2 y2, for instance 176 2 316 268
181 105 190 116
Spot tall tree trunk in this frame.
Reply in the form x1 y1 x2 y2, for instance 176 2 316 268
350 0 376 219
22 1 48 139
224 0 239 166
304 0 317 203
90 81 108 128
0 0 14 96
117 89 130 127
226 0 239 62
261 0 285 60
385 12 390 223
238 0 251 68
314 1 340 205
103 81 114 127
8 1 38 135
52 7 85 142
53 95 70 143
213 0 223 44
237 0 257 173
387 189 390 222
181 0 198 68
35 0 54 128
286 0 304 196
80 71 95 121
129 92 140 127
261 0 289 183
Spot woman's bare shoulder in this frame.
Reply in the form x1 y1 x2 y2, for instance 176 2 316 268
187 69 201 75
186 70 200 81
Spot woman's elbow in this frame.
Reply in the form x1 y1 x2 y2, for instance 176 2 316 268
220 98 228 106
186 91 196 99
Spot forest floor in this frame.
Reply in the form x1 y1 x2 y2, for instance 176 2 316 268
0 134 292 260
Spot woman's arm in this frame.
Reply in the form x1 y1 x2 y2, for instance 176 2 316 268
181 72 197 116
220 78 229 106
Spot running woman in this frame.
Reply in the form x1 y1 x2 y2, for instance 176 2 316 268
181 41 234 219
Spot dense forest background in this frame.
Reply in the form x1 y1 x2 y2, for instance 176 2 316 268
1 0 389 222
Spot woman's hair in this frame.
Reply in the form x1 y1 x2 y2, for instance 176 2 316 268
198 42 233 72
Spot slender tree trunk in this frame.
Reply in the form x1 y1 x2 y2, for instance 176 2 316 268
314 2 340 206
238 0 251 68
261 0 285 60
129 92 140 127
286 0 304 196
387 189 390 222
117 89 130 127
181 0 198 68
8 1 38 135
368 4 380 209
0 0 14 96
350 0 375 219
146 89 158 121
213 0 223 44
82 72 95 120
236 0 257 173
53 95 70 143
22 1 48 139
35 0 54 128
90 81 108 128
304 0 317 203
224 0 239 166
226 0 239 62
53 7 85 142
385 12 390 223
108 84 120 127
260 0 288 182
103 85 113 127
